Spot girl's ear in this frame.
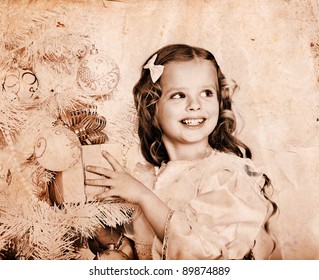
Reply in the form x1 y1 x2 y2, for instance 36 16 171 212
220 86 230 100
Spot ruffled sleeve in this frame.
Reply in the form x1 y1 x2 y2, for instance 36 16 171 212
152 155 271 260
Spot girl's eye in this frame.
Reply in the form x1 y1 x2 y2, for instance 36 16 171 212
171 92 185 99
200 89 214 97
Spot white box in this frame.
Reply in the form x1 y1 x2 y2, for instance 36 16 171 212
53 143 122 204
81 143 122 201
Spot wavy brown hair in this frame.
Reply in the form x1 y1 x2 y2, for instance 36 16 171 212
133 44 278 257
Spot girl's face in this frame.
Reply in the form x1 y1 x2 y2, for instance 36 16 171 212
156 58 219 151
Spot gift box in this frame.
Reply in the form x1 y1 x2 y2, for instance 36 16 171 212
53 143 122 204
81 143 122 201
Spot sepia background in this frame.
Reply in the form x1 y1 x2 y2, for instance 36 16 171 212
0 0 318 259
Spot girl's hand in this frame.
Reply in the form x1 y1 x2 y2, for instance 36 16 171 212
86 150 170 242
85 150 151 204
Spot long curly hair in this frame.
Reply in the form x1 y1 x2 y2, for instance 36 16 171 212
133 44 278 257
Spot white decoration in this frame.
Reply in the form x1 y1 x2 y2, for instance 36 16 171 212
1 67 39 103
77 47 120 98
34 125 81 171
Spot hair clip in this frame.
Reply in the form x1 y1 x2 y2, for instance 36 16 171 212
143 54 164 83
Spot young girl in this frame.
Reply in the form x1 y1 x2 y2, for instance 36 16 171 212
85 44 279 260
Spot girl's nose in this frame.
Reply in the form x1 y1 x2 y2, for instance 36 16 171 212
186 96 201 111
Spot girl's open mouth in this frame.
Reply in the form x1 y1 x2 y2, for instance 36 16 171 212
181 118 205 126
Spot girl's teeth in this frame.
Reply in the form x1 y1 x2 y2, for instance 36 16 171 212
182 118 204 125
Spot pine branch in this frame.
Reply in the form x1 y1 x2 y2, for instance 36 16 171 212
31 225 78 260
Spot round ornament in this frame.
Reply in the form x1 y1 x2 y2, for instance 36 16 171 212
1 67 39 103
34 125 81 171
77 46 120 98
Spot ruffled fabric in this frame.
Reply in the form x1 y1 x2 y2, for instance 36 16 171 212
130 150 273 260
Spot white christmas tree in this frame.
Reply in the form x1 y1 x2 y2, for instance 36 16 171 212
0 2 135 260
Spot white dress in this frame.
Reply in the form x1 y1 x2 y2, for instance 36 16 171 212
124 149 275 260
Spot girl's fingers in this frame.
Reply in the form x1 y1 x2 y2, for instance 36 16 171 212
95 189 118 200
98 196 123 203
86 166 114 178
85 178 111 186
102 151 123 171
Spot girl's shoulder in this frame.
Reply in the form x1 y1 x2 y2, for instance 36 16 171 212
209 150 258 171
133 150 265 186
207 151 266 186
134 150 259 173
133 161 158 188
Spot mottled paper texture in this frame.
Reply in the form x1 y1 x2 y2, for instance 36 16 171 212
1 0 318 259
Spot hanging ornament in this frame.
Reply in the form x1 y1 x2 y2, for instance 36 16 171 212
34 125 81 171
1 67 39 104
77 45 120 99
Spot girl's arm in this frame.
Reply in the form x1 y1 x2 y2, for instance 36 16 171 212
85 151 170 241
135 188 170 241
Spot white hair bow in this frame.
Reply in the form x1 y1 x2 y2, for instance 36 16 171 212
143 54 164 83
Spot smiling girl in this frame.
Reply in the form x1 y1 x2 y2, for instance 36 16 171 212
85 44 279 260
